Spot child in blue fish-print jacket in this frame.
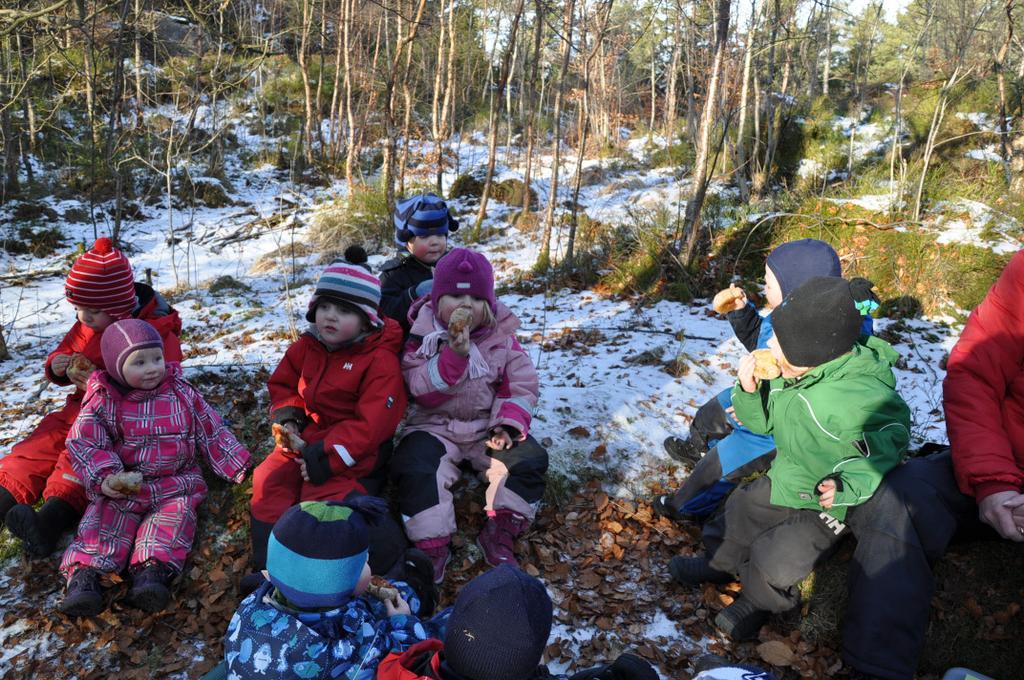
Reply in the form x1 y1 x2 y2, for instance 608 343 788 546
223 497 449 680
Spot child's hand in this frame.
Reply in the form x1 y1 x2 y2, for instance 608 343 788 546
294 457 310 482
817 479 837 509
737 354 758 393
51 353 72 377
232 470 246 484
448 325 471 357
100 475 130 500
485 426 513 451
385 593 412 617
726 285 748 312
724 405 743 427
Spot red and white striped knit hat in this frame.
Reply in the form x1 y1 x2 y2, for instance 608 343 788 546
65 237 137 319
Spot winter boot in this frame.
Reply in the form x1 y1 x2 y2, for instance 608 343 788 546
6 498 80 557
714 596 769 640
414 536 451 584
478 510 528 569
663 436 703 466
59 567 104 617
400 548 438 616
129 560 176 613
668 555 733 587
651 494 692 523
239 515 275 595
0 486 15 530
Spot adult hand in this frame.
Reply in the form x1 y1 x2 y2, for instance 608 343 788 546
978 490 1024 542
737 354 758 393
485 426 513 451
100 475 129 500
817 479 837 509
51 354 72 377
448 326 471 357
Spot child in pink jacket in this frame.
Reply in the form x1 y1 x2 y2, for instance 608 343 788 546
58 319 251 617
391 248 547 583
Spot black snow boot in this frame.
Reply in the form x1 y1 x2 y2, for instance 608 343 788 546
400 548 438 617
714 596 769 640
6 497 79 557
668 555 733 587
663 436 703 466
0 486 16 530
239 516 274 596
59 567 104 617
129 560 176 613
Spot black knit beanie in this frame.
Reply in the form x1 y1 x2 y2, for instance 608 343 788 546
444 565 553 680
771 276 876 367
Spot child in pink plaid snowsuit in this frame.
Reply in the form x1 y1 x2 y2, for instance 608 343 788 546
58 319 250 616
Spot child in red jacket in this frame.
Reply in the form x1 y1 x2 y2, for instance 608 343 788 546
2 237 183 557
247 247 408 574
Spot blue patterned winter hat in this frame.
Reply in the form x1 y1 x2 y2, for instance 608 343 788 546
393 193 459 245
266 497 387 609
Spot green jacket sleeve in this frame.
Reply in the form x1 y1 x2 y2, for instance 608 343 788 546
730 381 773 435
829 414 911 510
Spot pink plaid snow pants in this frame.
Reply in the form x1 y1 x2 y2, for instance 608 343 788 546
60 473 206 578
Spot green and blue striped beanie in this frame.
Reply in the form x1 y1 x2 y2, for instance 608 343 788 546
266 500 374 609
305 246 382 328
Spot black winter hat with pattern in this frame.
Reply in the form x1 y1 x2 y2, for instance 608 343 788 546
771 276 877 368
443 565 552 680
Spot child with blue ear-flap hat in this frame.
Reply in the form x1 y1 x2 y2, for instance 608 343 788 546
380 193 459 335
224 497 449 680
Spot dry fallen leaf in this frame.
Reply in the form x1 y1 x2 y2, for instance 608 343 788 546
757 639 796 667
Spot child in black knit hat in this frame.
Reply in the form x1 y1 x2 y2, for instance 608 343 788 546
377 565 659 680
669 276 912 641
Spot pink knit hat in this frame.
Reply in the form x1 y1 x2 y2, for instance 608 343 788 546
100 319 164 386
65 237 137 319
431 248 496 312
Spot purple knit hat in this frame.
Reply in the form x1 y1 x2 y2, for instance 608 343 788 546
431 248 496 313
100 319 164 386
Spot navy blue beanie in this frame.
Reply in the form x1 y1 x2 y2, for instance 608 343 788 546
444 566 553 680
394 193 459 245
765 238 842 297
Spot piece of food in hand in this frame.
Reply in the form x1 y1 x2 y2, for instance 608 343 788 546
447 307 473 336
272 423 306 452
366 575 399 604
106 471 144 495
712 287 745 314
67 353 97 382
751 349 782 380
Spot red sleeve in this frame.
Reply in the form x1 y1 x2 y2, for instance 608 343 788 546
45 323 86 385
943 250 1024 500
268 338 309 423
323 349 407 475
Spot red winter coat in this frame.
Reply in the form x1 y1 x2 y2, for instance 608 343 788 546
267 317 407 479
46 283 183 413
944 250 1024 501
377 640 445 680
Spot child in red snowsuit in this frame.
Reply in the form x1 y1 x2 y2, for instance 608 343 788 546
2 238 183 557
58 319 250 617
247 248 408 574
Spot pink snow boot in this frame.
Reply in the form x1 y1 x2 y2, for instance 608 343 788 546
478 510 528 569
414 536 451 584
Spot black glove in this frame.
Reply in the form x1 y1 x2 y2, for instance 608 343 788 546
301 440 332 485
568 654 658 680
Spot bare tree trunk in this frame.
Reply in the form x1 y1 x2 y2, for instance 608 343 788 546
133 0 145 128
343 0 357 187
328 0 345 165
474 0 526 237
682 0 731 267
996 0 1016 184
822 0 832 96
566 0 614 269
521 0 545 216
664 7 682 142
297 0 316 167
538 0 577 270
735 0 757 201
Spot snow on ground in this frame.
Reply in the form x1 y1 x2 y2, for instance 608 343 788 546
929 198 1023 255
0 119 967 675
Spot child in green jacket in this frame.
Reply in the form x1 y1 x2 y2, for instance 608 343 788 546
668 276 911 641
